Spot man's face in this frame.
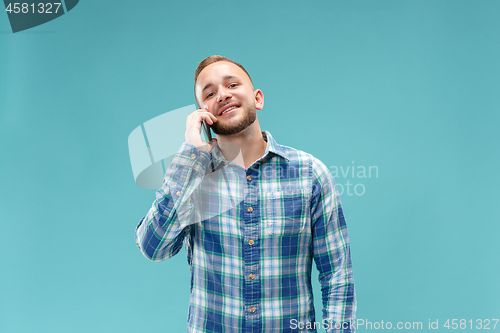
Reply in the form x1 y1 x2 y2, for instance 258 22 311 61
195 61 263 135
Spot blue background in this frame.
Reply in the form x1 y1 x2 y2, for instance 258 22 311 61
1 1 499 332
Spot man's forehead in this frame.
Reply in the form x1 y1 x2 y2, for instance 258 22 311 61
197 61 247 84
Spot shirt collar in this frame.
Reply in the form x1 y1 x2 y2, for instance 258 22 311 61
210 130 289 169
261 130 290 161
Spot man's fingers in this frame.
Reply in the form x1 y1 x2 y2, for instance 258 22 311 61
185 108 217 153
187 111 216 127
196 111 217 125
196 107 218 121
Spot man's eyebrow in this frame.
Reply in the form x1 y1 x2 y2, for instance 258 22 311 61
202 82 213 93
222 75 238 81
201 75 240 93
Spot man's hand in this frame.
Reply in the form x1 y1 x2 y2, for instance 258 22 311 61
185 106 218 153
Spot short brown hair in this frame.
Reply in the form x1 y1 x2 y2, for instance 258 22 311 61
194 55 253 85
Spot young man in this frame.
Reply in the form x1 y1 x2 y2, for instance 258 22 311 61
135 56 356 332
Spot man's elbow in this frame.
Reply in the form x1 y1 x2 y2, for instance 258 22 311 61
135 235 182 262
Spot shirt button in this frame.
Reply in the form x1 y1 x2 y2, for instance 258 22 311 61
223 162 228 166
246 175 252 181
247 207 253 213
249 307 255 313
248 240 254 246
190 153 196 159
249 273 255 280
176 191 181 197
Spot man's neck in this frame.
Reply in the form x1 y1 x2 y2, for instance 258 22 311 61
215 122 267 170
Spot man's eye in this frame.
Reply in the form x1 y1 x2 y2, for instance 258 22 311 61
229 84 237 88
205 92 214 99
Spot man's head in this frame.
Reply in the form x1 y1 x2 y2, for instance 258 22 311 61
194 55 263 136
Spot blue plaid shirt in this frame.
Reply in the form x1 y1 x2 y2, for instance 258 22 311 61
135 131 356 332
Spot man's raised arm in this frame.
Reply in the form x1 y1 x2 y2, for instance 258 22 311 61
134 107 218 261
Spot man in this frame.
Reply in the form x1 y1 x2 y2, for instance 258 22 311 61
135 55 356 332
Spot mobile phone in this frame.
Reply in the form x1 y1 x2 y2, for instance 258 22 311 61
202 120 213 143
200 105 213 144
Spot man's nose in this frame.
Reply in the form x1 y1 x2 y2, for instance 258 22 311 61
217 87 232 103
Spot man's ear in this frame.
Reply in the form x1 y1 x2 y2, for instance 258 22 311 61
254 89 264 110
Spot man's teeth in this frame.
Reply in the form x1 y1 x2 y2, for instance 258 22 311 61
221 106 237 115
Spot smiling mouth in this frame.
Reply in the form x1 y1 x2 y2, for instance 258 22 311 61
219 105 239 116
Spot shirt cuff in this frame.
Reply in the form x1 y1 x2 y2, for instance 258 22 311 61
171 142 212 171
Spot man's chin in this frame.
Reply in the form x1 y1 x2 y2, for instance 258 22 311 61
212 124 248 136
212 115 256 136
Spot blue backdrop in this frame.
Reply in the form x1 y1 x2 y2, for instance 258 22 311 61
1 1 499 332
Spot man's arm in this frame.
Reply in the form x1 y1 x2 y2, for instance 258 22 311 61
310 157 356 332
135 107 218 261
134 142 211 261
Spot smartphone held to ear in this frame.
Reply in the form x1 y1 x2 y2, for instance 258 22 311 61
202 120 212 143
200 105 213 143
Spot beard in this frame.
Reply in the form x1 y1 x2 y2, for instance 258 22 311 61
211 105 257 135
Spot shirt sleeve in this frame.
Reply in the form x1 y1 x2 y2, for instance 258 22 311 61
310 157 357 333
134 142 212 261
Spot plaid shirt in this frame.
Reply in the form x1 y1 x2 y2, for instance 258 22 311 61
135 131 356 332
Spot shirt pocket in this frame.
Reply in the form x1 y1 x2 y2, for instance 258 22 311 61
262 189 308 235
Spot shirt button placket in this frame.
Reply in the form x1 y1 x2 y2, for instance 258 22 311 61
244 170 260 328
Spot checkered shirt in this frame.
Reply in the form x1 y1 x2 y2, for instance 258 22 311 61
135 131 356 332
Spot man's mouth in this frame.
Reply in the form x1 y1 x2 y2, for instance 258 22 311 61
218 103 240 116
